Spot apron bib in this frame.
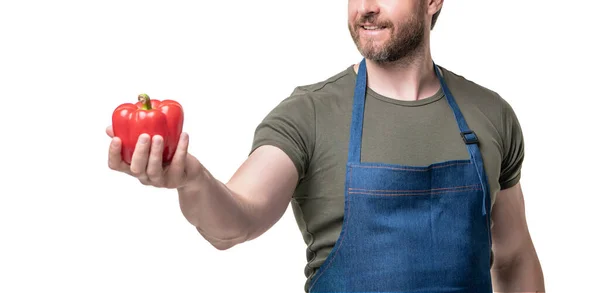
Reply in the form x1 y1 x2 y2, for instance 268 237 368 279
308 59 493 293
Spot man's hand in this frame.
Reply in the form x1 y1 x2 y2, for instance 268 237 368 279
104 125 298 250
106 125 200 189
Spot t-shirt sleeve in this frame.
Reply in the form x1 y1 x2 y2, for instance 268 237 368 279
499 101 525 190
249 89 316 182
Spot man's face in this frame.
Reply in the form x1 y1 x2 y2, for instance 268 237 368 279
348 0 427 63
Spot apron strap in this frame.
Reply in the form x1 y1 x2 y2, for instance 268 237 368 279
434 63 489 216
347 58 368 164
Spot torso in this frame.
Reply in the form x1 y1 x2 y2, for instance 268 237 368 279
251 64 524 292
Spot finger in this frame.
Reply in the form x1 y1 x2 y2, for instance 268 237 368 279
166 133 189 187
138 177 153 186
108 137 131 173
146 135 165 185
106 125 114 138
130 134 151 178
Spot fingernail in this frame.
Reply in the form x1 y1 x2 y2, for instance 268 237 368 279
153 135 162 145
111 138 120 148
139 135 149 144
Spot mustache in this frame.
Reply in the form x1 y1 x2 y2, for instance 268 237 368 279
355 14 394 28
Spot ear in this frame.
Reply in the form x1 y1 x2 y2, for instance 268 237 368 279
427 0 443 30
427 0 443 16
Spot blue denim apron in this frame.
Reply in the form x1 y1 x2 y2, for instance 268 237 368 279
308 59 493 293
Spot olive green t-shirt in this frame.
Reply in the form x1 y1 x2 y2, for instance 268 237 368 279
250 64 525 292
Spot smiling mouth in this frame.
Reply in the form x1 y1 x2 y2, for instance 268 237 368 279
361 25 387 30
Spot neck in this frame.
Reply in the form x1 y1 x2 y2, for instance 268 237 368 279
354 43 440 101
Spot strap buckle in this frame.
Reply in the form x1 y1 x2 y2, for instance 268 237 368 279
461 130 479 145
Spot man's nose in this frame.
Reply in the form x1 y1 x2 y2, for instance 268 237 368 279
357 0 380 15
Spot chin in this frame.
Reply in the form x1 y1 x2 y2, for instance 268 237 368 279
358 43 387 55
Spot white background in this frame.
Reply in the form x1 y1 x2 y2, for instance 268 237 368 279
1 0 598 292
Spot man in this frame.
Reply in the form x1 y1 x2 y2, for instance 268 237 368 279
107 0 545 292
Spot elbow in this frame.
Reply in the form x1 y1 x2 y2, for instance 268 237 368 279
491 239 538 272
492 244 522 271
195 226 249 251
209 240 238 251
208 236 249 251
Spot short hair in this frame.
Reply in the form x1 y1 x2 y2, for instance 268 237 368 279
431 8 442 30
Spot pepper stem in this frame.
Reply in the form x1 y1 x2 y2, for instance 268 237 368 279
138 93 152 110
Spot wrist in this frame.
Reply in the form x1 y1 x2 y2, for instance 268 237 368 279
178 154 210 191
178 169 206 193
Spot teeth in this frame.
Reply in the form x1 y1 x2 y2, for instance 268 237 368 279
363 26 382 30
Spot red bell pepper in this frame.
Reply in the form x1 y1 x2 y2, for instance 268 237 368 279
112 93 184 165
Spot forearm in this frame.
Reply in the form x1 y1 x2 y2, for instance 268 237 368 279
491 247 545 293
177 166 254 250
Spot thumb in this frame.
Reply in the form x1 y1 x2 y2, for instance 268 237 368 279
166 132 190 187
106 125 114 138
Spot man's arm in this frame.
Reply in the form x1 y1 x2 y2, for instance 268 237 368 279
176 90 313 250
177 145 298 251
490 182 545 292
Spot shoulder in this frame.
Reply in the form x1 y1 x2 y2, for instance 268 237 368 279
438 66 521 131
288 65 356 103
439 66 512 110
251 65 356 178
263 65 355 123
438 66 525 188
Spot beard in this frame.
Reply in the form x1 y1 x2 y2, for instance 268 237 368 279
349 10 425 64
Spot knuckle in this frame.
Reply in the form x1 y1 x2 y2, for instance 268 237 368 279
108 160 125 172
147 176 163 186
137 175 151 185
146 167 163 181
138 179 151 186
108 161 118 170
130 167 144 177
